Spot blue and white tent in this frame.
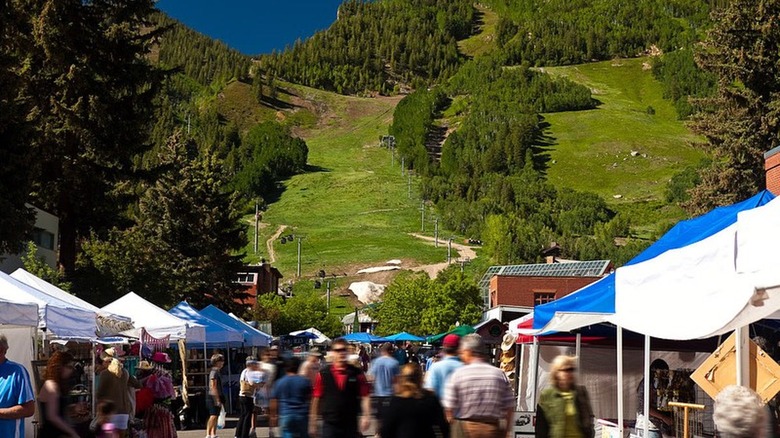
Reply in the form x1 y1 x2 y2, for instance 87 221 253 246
169 301 244 346
199 305 272 347
532 190 780 339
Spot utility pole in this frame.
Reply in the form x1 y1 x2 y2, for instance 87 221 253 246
421 200 425 232
447 238 452 264
254 202 260 254
297 237 302 278
434 219 439 247
326 281 331 314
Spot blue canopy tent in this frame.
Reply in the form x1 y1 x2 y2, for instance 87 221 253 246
199 304 272 347
533 190 776 332
169 301 244 346
385 332 425 342
342 332 388 343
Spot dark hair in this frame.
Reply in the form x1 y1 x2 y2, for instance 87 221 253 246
285 356 301 373
331 338 348 349
210 353 224 367
650 359 669 371
45 351 74 387
98 400 116 417
380 342 393 354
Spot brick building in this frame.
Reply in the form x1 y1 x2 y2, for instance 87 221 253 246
765 146 780 195
479 259 613 313
235 262 283 307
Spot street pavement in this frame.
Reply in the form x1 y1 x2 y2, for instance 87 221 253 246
176 416 274 438
175 416 377 438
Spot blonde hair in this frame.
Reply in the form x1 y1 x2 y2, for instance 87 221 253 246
397 363 424 399
549 355 577 389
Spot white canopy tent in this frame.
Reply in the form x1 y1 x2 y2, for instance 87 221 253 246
0 270 97 339
610 207 780 340
102 292 206 343
11 269 134 336
290 327 331 344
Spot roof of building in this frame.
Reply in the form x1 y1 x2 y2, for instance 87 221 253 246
341 311 378 325
478 260 611 294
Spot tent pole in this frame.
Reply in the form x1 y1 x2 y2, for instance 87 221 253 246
531 337 540 408
617 325 624 437
643 334 650 438
516 342 525 411
736 326 749 386
92 341 97 417
227 346 233 414
575 332 581 381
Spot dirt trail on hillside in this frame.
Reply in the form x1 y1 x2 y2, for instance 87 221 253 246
408 233 478 279
266 225 288 263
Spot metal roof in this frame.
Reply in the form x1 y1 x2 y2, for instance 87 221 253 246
478 260 611 293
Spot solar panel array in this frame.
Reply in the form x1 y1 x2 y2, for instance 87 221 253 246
478 260 611 300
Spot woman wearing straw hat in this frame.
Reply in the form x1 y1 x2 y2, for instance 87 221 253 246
535 355 594 438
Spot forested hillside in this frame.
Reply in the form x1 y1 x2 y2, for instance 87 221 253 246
259 0 473 94
151 13 251 87
486 0 708 65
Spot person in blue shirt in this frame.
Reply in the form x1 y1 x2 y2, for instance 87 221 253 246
423 334 463 400
0 334 35 438
367 342 400 429
271 356 312 438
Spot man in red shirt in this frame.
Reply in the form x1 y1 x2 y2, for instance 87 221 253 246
309 338 371 438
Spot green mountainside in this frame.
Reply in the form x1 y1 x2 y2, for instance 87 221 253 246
2 0 730 316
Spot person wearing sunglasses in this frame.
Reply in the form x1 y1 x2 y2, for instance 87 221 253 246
309 338 371 438
535 355 594 438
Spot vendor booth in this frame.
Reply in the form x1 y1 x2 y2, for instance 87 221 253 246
169 301 245 414
0 289 39 438
518 190 780 437
0 270 101 437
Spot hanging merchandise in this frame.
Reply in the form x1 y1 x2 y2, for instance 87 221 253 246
500 333 517 390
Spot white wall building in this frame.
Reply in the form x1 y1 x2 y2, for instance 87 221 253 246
0 205 59 274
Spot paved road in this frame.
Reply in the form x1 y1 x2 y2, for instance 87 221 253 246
176 416 275 438
175 416 377 438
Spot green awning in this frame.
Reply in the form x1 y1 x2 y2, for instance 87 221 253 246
426 324 475 343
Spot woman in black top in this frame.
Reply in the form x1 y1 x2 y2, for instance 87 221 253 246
38 351 80 438
380 363 450 438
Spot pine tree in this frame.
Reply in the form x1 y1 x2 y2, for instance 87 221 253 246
132 133 247 310
23 0 164 274
687 0 780 213
0 1 35 253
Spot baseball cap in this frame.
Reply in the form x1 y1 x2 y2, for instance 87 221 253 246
442 334 460 348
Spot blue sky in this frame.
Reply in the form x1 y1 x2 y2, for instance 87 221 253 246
156 0 344 56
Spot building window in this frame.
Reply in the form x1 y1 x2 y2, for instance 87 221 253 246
32 228 55 251
235 273 256 284
534 292 556 306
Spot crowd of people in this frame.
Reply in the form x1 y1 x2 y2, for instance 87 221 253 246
0 331 778 438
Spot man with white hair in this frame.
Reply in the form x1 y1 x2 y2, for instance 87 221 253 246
0 333 35 438
713 385 769 438
443 334 514 438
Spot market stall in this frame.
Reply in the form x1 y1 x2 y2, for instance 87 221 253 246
526 190 780 437
169 301 245 413
0 290 39 438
